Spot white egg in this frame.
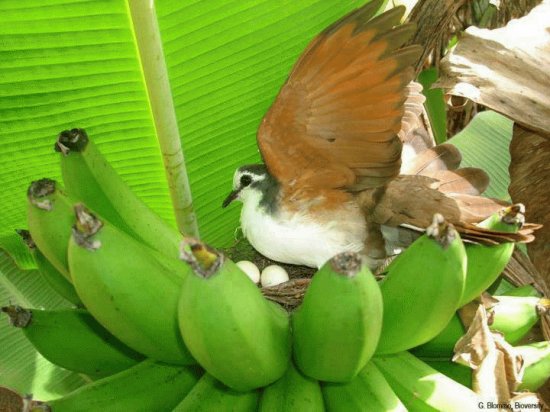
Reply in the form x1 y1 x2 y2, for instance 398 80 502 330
236 260 260 284
260 265 289 287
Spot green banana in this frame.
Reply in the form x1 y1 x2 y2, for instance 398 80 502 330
460 205 523 306
17 230 81 306
258 362 324 412
516 341 550 391
67 204 195 365
31 360 201 412
490 279 540 298
488 295 549 344
422 358 472 388
413 293 548 357
502 283 541 298
322 361 407 412
487 277 542 297
376 214 467 354
55 128 182 257
26 179 74 280
178 238 290 391
411 314 465 358
292 252 383 382
173 373 260 412
374 352 480 412
1 305 143 379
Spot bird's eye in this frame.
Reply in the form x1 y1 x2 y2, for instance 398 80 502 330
240 174 252 187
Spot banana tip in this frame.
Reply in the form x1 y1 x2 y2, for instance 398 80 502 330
426 213 457 248
180 238 223 278
1 305 32 328
329 252 362 277
54 128 89 155
72 204 103 250
15 229 35 249
501 204 526 227
27 178 57 211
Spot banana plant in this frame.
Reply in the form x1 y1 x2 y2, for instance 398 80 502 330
0 0 514 400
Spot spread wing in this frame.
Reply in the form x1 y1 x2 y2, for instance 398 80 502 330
257 1 422 191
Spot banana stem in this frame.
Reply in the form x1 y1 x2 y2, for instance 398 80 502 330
126 0 199 238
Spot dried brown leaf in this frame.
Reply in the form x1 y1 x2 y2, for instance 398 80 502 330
436 1 550 136
454 305 525 407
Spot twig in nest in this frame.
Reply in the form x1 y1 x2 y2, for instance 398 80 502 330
261 278 311 310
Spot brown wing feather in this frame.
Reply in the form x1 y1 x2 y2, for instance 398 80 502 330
401 144 462 174
453 221 541 245
257 1 421 190
398 81 427 145
358 175 508 228
422 168 490 195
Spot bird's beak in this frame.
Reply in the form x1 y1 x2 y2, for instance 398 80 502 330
222 189 240 208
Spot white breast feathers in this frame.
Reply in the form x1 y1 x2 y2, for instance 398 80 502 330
240 191 366 268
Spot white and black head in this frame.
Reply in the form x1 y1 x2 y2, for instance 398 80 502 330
222 164 278 211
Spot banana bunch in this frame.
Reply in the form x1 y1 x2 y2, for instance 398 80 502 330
2 127 549 411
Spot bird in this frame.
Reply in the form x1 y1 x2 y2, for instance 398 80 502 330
222 0 538 269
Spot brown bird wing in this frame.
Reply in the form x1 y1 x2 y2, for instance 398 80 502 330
257 1 422 191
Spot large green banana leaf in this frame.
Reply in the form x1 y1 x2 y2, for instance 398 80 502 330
451 111 512 202
0 0 514 400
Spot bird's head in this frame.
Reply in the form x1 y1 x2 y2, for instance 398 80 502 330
222 164 277 209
